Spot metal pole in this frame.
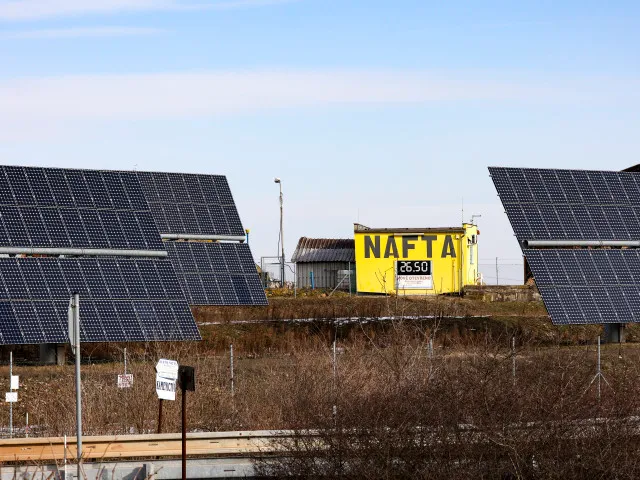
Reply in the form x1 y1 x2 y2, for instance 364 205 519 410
333 340 337 383
332 339 337 423
64 434 68 480
597 335 601 402
512 335 516 387
25 412 28 438
9 350 12 438
124 347 127 375
182 387 187 480
73 292 82 480
279 183 285 288
230 344 234 398
157 399 163 434
428 338 433 379
495 257 499 285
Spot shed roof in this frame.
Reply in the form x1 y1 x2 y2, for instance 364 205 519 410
291 237 355 263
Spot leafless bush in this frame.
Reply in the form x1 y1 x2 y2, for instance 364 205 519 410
4 314 640 478
256 324 640 479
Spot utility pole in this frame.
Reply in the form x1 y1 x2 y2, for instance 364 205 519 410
274 178 285 288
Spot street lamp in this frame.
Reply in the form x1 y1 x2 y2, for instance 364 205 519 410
274 178 285 288
471 214 482 225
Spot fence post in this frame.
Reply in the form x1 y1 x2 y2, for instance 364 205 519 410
230 344 234 398
512 335 516 387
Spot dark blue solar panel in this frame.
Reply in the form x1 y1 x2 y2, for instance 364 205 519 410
13 302 44 343
0 302 23 344
5 166 35 206
0 166 164 251
79 301 106 342
201 274 223 304
0 165 206 344
164 241 267 306
525 249 640 325
0 257 200 344
137 172 245 236
489 167 640 242
231 275 252 305
171 301 200 338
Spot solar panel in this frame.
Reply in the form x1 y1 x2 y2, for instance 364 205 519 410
523 249 640 325
489 167 640 242
137 172 245 237
0 166 164 251
163 242 267 306
0 257 200 344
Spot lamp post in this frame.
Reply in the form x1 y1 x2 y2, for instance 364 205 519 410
274 178 285 288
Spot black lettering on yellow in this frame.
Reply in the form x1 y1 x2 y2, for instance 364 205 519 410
441 235 456 258
384 236 399 258
421 235 437 258
402 236 418 258
364 235 380 258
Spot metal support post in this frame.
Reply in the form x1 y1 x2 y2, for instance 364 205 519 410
72 293 82 480
332 339 337 422
182 388 187 480
9 350 13 438
230 344 234 398
157 399 163 434
597 336 601 400
428 338 434 379
512 335 516 387
586 336 610 401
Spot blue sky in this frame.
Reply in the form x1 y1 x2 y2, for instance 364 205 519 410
1 0 639 283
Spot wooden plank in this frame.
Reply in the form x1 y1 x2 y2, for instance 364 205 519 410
0 432 287 462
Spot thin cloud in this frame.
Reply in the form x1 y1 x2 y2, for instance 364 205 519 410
0 69 636 123
4 25 164 38
0 0 298 21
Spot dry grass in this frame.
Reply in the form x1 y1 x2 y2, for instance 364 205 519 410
2 294 640 477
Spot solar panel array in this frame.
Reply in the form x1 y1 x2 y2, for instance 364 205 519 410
489 165 640 326
0 165 205 345
0 257 199 344
163 242 267 305
524 249 640 325
0 165 266 344
0 166 163 250
489 167 640 241
137 172 244 237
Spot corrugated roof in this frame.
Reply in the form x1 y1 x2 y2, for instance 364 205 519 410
291 237 355 263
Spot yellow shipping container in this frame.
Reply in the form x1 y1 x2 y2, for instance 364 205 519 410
354 223 479 295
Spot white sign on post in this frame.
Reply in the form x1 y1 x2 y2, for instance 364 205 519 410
10 375 18 390
155 359 179 401
117 374 134 389
5 392 17 403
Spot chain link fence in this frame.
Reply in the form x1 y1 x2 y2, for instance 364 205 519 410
477 258 525 285
260 256 295 288
260 257 526 289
